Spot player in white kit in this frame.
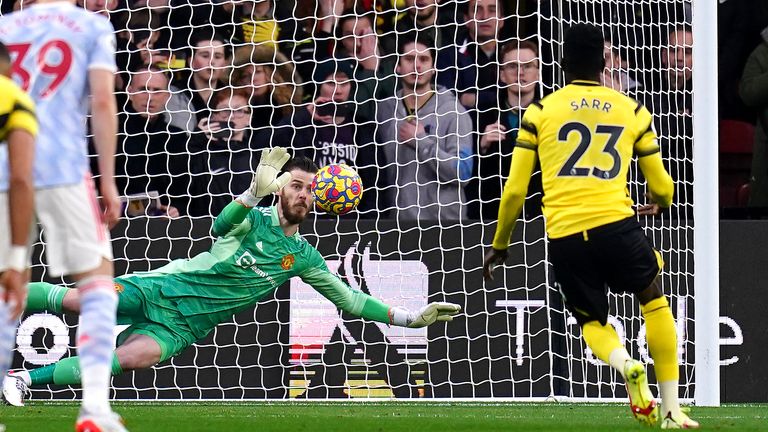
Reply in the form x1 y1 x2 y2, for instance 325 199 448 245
0 1 124 431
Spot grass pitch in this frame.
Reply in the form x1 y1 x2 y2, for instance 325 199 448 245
0 402 765 431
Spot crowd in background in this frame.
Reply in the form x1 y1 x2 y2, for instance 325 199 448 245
4 0 767 221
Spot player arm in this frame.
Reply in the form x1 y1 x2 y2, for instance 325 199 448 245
491 147 537 250
88 68 118 191
213 147 291 236
634 111 674 207
491 107 541 251
211 200 253 237
638 152 674 208
300 267 392 324
6 129 35 254
5 93 37 263
299 265 460 328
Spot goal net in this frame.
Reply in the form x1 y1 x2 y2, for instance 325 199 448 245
12 0 699 401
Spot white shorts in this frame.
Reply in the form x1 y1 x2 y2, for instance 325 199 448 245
0 178 113 277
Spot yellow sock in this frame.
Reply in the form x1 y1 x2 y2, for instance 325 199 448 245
582 321 627 371
641 296 679 383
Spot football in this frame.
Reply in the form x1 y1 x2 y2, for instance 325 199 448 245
311 164 363 215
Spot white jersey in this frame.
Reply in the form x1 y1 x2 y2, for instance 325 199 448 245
0 2 116 189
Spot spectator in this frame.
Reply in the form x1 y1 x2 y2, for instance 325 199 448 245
237 0 280 49
334 9 397 122
115 26 197 133
266 58 384 216
179 30 230 123
456 0 506 109
470 40 541 221
380 0 476 106
649 24 693 212
117 67 189 217
187 88 260 217
376 37 474 222
602 38 641 94
77 0 119 18
739 28 768 207
230 45 303 137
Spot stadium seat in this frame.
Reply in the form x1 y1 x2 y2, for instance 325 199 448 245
719 120 755 207
719 120 755 154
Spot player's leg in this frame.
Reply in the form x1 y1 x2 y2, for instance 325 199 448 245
556 219 659 426
36 181 118 419
636 280 699 429
25 281 78 313
3 280 146 406
3 329 163 406
601 219 696 428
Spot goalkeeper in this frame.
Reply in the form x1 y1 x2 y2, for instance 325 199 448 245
3 148 461 406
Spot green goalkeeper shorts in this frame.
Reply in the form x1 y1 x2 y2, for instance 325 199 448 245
114 276 197 362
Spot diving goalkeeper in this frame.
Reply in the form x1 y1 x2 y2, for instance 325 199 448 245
2 148 461 406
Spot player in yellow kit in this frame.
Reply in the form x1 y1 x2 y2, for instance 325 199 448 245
483 24 698 429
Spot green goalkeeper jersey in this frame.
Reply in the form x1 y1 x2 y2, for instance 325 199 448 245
121 204 391 339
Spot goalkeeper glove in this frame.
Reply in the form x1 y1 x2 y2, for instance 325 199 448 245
389 302 461 328
237 147 292 207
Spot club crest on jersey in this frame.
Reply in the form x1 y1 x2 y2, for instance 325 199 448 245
281 254 295 270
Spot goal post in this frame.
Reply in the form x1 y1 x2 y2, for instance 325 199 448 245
691 0 720 407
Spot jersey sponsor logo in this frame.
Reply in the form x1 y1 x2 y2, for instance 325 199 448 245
236 251 256 268
114 282 124 293
281 254 295 270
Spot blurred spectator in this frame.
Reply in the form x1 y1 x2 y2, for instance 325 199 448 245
649 24 693 212
166 0 244 50
739 28 768 207
469 40 541 221
115 26 197 133
380 0 476 106
602 38 641 93
179 30 230 123
334 9 397 122
266 59 384 216
238 0 280 49
230 45 303 136
456 0 506 109
117 67 189 217
376 37 473 221
77 0 119 18
187 88 260 216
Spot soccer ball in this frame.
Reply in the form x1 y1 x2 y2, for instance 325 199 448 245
311 164 363 215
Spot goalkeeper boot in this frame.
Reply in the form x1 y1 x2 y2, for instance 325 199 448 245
623 359 659 426
76 409 129 432
2 372 29 407
660 410 700 429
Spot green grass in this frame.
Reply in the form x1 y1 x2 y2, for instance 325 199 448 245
1 402 766 431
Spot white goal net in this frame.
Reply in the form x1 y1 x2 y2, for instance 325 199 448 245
10 0 699 401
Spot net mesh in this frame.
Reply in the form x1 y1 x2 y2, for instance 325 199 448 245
9 0 695 400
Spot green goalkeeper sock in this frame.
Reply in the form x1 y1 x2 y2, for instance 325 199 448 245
26 282 68 313
28 354 123 386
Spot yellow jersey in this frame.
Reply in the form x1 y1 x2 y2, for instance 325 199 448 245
492 80 673 246
0 75 37 142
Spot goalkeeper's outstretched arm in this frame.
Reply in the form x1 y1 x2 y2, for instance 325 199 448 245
300 266 461 328
212 147 292 237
